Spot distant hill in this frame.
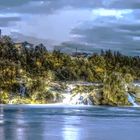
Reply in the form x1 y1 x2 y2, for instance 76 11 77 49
10 32 58 51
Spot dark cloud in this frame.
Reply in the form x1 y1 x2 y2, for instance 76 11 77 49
108 0 140 9
118 24 140 32
0 0 30 8
55 41 98 54
0 0 140 55
1 0 140 15
0 17 20 27
70 14 140 56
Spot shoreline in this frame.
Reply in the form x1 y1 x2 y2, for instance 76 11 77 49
0 104 139 108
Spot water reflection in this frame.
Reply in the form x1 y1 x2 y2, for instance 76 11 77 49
41 108 83 140
0 105 5 140
1 105 140 140
62 116 81 140
0 105 4 124
15 110 27 140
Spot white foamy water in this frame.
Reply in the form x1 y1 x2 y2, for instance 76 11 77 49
128 93 139 107
62 83 93 105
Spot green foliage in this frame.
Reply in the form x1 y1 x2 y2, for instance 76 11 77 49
9 97 31 104
72 85 96 94
103 72 130 106
0 91 9 104
0 36 139 104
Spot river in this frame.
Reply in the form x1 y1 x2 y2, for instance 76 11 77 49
0 105 140 140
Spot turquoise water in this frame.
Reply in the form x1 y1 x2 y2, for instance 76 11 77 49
0 105 140 140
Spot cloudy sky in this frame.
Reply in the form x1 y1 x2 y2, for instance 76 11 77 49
0 0 140 55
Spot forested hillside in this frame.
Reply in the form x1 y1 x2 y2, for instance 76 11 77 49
0 36 140 104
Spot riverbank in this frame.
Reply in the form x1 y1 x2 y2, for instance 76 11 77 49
1 80 140 106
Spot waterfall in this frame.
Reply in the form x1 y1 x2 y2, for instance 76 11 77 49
62 84 93 105
87 98 93 105
69 93 93 105
63 94 71 104
63 84 76 104
62 82 97 105
70 93 84 105
19 84 26 97
128 93 139 107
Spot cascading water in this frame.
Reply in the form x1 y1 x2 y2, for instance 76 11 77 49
63 83 93 105
19 84 26 97
70 93 85 105
69 93 93 105
128 93 139 107
87 98 93 105
63 84 75 104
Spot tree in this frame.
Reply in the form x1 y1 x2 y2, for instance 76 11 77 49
103 72 129 106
